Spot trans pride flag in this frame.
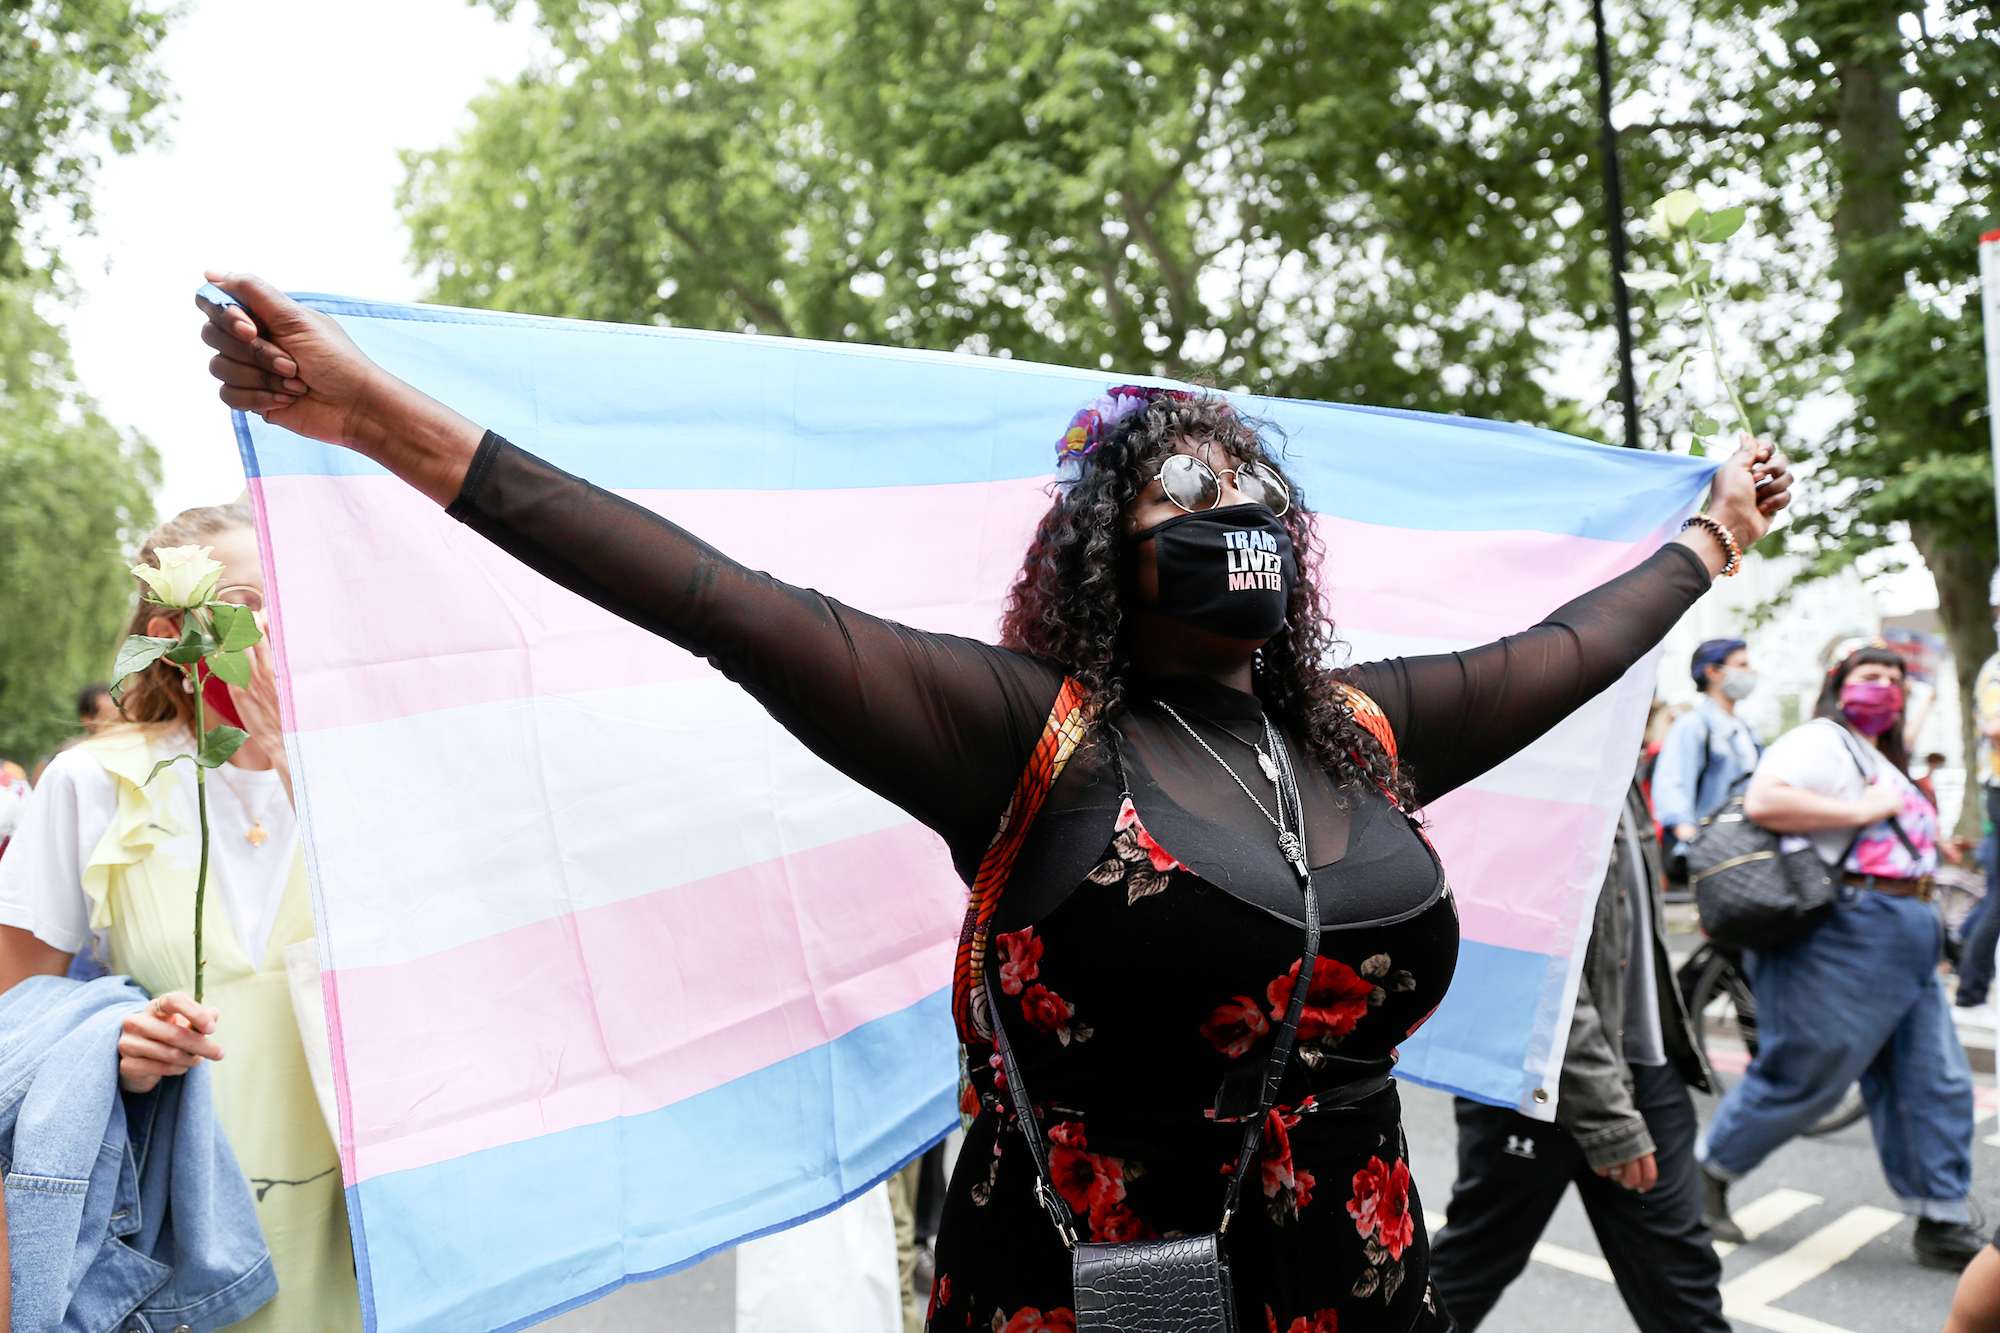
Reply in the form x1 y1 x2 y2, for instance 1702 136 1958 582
235 296 1716 1333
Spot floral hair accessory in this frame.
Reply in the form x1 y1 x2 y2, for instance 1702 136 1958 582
1054 384 1197 487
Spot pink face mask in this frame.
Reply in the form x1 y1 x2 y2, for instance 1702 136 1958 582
1839 679 1904 737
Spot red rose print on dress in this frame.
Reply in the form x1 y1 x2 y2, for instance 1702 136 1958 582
995 927 1043 995
993 1308 1076 1333
928 1275 950 1323
1045 1121 1156 1243
1278 1312 1339 1333
1086 799 1182 903
1201 995 1271 1058
1267 957 1376 1040
1257 1106 1315 1223
1018 980 1093 1046
1264 953 1415 1064
1347 1154 1414 1301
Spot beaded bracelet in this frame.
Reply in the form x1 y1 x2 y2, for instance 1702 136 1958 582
1681 514 1742 577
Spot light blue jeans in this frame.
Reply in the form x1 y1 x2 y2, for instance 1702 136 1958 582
1698 888 1975 1221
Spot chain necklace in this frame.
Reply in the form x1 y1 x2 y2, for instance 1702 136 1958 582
212 764 279 848
1156 700 1310 880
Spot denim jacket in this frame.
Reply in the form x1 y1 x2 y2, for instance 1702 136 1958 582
1 975 276 1333
1651 697 1761 840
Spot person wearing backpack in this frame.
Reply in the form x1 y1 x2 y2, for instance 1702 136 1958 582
1652 639 1762 878
1696 644 1979 1270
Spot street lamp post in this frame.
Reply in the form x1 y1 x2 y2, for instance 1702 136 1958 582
1592 0 1641 449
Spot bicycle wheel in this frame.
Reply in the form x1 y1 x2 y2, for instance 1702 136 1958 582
1677 945 1865 1136
1683 946 1758 1084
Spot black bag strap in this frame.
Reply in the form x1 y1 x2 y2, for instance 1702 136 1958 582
986 730 1322 1250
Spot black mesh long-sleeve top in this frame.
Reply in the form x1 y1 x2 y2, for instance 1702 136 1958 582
448 430 1710 919
448 431 1712 1330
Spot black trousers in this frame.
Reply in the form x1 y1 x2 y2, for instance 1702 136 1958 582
1428 1061 1728 1333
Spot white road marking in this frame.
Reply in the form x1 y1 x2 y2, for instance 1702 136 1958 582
1720 1206 1904 1314
1426 1192 1901 1333
1714 1187 1824 1257
1529 1240 1612 1282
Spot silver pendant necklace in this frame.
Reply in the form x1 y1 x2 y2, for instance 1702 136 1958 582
1156 700 1310 881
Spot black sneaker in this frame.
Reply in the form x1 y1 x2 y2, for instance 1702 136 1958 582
1700 1166 1745 1245
1914 1219 1985 1271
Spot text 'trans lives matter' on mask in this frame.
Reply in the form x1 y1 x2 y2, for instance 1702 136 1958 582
1132 505 1297 641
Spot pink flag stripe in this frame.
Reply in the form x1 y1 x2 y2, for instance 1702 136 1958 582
257 475 1657 736
1423 786 1621 957
329 820 959 1183
326 788 1607 1185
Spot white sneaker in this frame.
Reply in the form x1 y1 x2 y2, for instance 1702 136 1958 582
1954 1001 1999 1029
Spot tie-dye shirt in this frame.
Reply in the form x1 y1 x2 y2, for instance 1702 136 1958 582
1758 717 1937 878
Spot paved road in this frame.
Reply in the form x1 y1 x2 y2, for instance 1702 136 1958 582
547 1065 1996 1333
1401 1076 1994 1333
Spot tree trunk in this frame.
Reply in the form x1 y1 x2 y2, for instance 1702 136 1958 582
1910 521 1998 837
1819 4 1994 834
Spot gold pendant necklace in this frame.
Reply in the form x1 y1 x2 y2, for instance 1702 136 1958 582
215 765 279 847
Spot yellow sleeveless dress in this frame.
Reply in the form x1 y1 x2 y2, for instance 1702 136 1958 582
79 731 362 1332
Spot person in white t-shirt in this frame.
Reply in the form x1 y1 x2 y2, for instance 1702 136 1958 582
1695 644 1978 1272
0 503 361 1330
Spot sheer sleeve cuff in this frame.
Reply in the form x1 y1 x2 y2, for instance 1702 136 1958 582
445 430 508 523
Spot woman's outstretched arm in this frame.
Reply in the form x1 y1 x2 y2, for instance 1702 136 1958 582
198 275 1060 868
1347 437 1792 808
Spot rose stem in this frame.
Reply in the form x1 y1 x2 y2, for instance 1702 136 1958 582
192 657 210 1004
1685 235 1754 439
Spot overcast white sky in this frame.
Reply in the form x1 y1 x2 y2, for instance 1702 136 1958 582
53 0 542 519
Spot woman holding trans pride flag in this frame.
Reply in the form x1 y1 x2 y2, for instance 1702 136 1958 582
198 274 1791 1333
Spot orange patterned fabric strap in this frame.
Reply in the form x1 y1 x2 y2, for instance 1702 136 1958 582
953 677 1091 1045
1336 682 1398 767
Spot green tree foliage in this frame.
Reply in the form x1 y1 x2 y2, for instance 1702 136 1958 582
402 0 1664 427
0 280 158 767
0 0 173 275
0 0 169 765
1607 0 1998 828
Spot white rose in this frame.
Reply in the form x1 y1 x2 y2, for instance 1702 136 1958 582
132 545 226 609
1650 189 1704 238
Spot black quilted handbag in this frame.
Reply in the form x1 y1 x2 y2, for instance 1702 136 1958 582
986 817 1320 1333
1686 794 1844 950
1688 726 1900 951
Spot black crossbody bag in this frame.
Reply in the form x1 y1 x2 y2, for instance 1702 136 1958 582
1689 721 1918 950
982 733 1322 1333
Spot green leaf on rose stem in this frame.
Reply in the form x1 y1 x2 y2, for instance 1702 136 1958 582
141 755 186 788
1686 258 1713 288
163 620 212 665
208 602 264 653
1622 270 1678 291
1642 351 1688 408
1688 438 1707 457
207 648 252 686
196 725 248 769
1699 207 1746 242
1654 287 1689 317
1692 412 1720 436
112 634 179 682
1682 208 1707 240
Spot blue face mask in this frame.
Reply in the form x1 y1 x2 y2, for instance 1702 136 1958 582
1132 505 1296 641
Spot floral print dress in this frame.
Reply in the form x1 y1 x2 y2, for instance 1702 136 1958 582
931 782 1458 1333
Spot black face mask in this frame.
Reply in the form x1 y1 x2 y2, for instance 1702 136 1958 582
1131 505 1297 641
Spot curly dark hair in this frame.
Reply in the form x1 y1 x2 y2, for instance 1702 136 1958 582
998 390 1413 809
